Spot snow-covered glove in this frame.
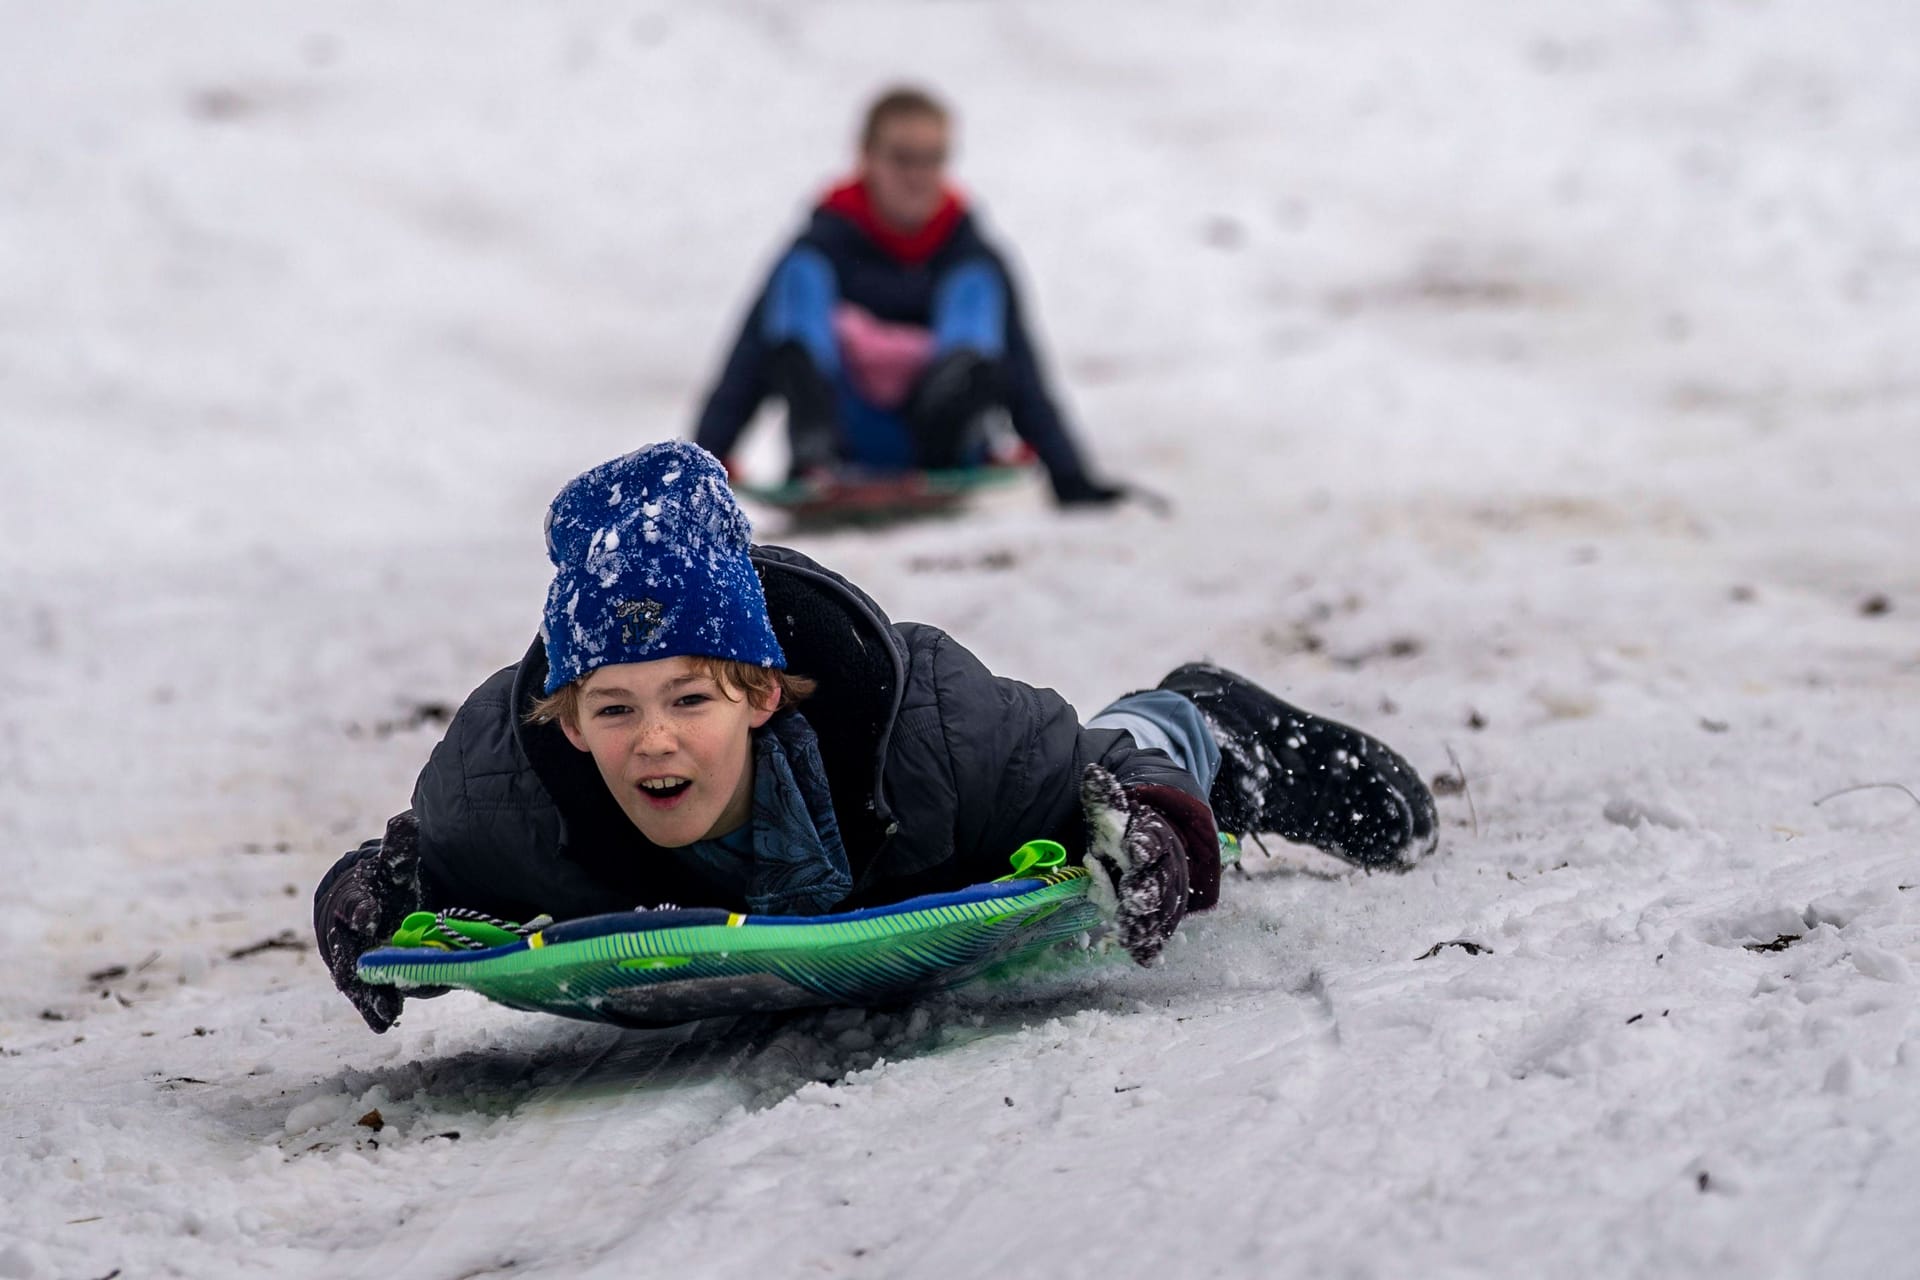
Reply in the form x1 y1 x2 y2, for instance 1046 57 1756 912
1080 764 1191 965
313 812 436 1033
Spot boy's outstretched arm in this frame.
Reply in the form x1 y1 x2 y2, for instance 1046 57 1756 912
312 812 432 1033
906 625 1219 951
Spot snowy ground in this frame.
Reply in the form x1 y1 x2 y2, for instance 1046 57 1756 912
5 3 1919 1277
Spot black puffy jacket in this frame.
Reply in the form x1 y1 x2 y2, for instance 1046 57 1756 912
316 546 1218 924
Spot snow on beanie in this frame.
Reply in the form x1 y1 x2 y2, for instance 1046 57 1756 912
540 442 785 694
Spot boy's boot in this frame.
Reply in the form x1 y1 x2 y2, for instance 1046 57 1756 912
1157 663 1437 869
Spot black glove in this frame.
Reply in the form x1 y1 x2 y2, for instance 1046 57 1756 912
314 812 431 1033
1052 473 1130 508
1080 764 1191 965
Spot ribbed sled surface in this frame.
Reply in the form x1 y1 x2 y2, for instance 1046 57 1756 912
357 868 1101 1028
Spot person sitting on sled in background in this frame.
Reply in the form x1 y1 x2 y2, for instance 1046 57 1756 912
314 443 1435 1031
691 84 1129 507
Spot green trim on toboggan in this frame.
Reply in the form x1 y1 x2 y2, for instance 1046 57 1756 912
357 856 1104 1028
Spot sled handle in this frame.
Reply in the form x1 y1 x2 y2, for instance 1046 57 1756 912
999 839 1067 880
998 832 1236 881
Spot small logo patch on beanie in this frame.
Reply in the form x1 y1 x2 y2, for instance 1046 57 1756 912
616 598 665 646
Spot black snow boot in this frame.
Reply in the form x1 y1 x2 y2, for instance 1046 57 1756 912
1157 663 1437 869
904 349 999 469
768 342 842 479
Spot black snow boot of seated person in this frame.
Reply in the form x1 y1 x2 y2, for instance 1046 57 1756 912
1157 663 1438 869
768 342 843 480
904 349 998 470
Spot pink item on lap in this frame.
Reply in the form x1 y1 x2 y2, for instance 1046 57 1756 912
834 303 936 409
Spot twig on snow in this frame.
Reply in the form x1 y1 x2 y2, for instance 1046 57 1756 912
1812 782 1920 811
1444 742 1480 838
227 930 303 960
1415 939 1489 960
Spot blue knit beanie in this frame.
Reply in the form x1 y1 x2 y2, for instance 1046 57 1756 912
540 443 785 694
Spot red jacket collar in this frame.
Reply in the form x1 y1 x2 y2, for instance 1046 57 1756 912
819 177 966 266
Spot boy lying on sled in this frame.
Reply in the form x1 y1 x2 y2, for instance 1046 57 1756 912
315 443 1435 1031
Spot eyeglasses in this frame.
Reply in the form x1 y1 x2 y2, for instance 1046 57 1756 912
876 146 948 171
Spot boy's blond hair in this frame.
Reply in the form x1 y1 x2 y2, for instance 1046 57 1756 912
525 657 817 730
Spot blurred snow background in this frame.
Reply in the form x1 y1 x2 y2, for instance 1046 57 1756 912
3 3 1917 1277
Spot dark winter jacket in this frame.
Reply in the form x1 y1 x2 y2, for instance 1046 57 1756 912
318 546 1219 925
693 194 1101 498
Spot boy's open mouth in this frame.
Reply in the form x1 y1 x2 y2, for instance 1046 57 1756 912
637 777 693 804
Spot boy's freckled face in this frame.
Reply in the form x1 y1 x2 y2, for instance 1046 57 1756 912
560 658 777 849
